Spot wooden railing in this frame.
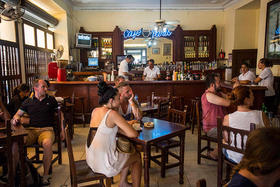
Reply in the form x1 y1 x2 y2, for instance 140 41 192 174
24 45 52 85
0 40 21 104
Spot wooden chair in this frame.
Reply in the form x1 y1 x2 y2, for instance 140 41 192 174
189 97 200 134
150 105 187 178
24 109 62 173
155 100 170 119
196 100 217 164
0 120 13 187
72 93 86 127
196 179 207 187
217 118 256 187
65 125 111 187
62 96 75 139
169 96 184 111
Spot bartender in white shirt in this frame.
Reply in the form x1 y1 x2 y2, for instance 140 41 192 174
232 62 256 84
254 58 275 113
118 55 134 80
142 59 160 81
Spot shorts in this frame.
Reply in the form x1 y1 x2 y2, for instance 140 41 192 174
206 127 217 138
25 127 55 146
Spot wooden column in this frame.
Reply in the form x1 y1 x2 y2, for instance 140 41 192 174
211 25 217 61
173 25 184 61
112 26 123 66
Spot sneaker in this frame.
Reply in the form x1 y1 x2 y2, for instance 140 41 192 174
42 175 51 186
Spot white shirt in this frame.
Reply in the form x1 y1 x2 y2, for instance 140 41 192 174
258 67 275 96
143 66 160 81
118 103 132 120
238 71 255 83
118 59 129 80
227 110 265 163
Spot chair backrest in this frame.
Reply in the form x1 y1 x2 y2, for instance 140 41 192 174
157 100 170 118
0 120 14 186
152 91 171 105
195 99 203 136
167 105 187 125
170 96 184 111
217 118 256 187
65 125 77 182
217 118 256 154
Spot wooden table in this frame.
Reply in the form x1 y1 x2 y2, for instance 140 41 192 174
0 130 27 187
140 104 158 117
130 117 187 187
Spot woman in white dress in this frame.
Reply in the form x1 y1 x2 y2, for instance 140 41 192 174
254 58 275 113
86 81 141 187
223 86 270 163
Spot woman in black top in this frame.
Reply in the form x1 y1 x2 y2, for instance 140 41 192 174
229 128 280 187
7 83 30 116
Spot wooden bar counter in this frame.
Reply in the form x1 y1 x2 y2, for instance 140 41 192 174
49 80 206 115
49 80 266 117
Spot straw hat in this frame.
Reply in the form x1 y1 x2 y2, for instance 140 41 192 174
116 137 135 154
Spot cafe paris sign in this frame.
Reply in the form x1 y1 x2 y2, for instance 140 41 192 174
123 28 172 40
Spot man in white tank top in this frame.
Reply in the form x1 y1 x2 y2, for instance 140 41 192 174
117 82 142 121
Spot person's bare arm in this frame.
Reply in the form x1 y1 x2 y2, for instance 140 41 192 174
142 75 146 80
123 72 134 77
156 74 160 80
262 112 270 127
11 109 25 126
254 77 262 84
231 77 238 82
222 115 229 143
109 110 138 138
129 93 142 120
206 92 231 107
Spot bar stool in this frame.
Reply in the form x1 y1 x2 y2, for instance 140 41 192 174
72 95 86 127
190 97 200 134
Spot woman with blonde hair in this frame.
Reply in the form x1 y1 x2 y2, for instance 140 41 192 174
223 86 270 164
228 128 280 187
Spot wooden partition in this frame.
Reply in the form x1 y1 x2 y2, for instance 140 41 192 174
50 80 266 122
50 80 206 116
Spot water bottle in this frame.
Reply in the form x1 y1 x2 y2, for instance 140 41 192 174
134 94 138 103
151 92 155 107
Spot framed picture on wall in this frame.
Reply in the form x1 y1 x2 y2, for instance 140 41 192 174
264 0 280 64
163 43 171 56
152 48 160 54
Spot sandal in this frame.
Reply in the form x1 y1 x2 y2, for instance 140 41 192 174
207 150 218 160
42 175 51 186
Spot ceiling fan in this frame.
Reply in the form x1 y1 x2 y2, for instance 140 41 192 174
0 0 25 21
152 0 179 31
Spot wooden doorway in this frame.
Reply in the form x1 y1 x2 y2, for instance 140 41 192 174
232 49 257 78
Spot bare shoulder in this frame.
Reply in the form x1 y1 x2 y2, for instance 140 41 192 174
108 109 121 118
223 115 229 126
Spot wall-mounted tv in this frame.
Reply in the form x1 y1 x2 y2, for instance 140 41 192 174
88 57 98 67
76 33 92 48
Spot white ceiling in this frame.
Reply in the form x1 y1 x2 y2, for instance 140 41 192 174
68 0 239 10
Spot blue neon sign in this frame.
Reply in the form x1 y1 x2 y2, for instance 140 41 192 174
276 26 280 35
123 28 143 40
151 29 172 39
123 28 172 40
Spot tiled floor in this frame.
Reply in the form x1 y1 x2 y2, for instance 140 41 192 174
33 124 218 187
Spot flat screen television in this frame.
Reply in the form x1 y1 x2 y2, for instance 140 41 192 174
76 33 92 48
88 57 98 67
